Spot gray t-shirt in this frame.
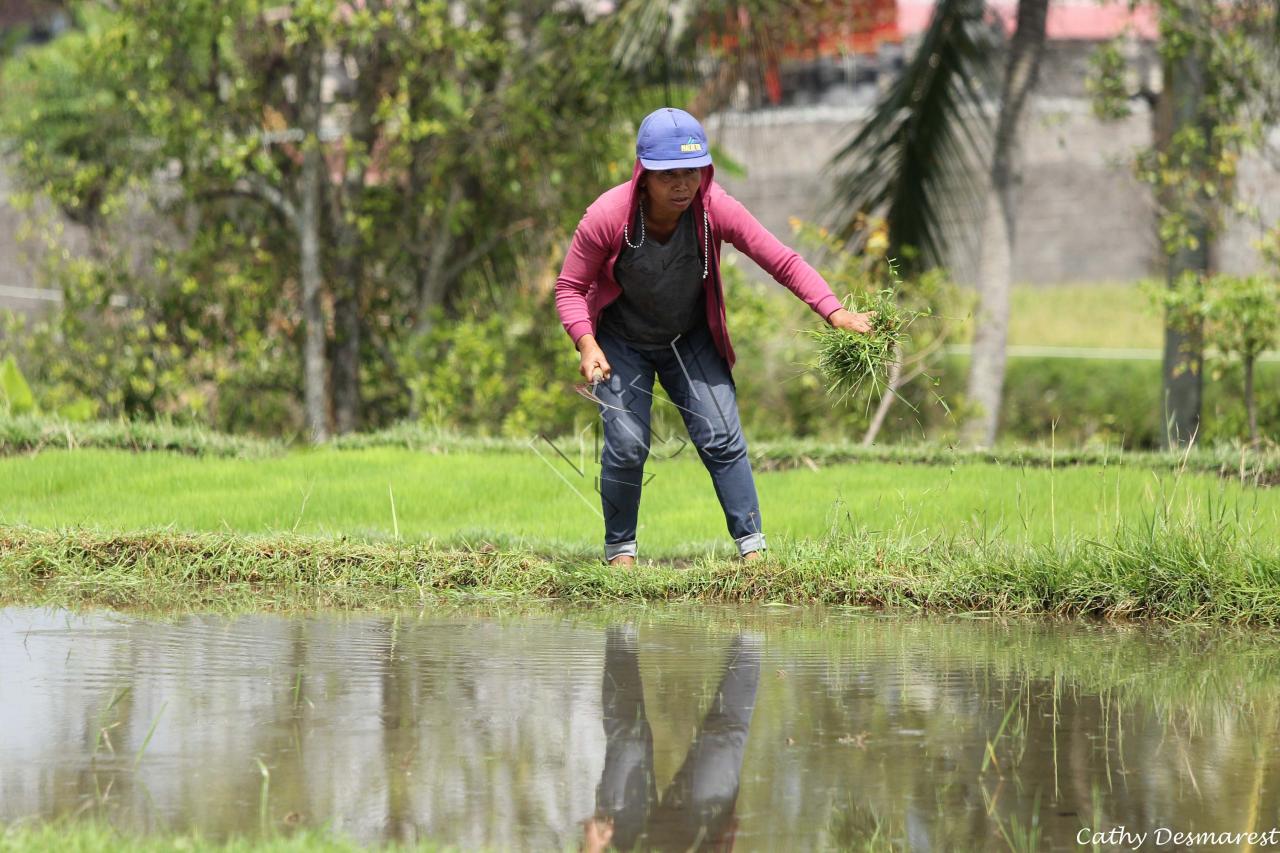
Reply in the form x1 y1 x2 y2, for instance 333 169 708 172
598 207 709 350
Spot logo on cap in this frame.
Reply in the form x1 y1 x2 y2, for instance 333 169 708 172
680 136 704 153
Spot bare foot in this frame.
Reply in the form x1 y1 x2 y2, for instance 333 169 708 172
608 554 636 567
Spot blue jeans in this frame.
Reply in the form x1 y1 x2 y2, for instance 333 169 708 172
593 322 767 562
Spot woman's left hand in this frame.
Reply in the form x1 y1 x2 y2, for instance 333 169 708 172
828 307 877 335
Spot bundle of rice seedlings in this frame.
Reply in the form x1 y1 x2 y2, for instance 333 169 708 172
805 282 929 410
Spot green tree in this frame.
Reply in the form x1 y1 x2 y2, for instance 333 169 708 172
1153 271 1280 445
2 0 641 438
1089 0 1278 448
1211 275 1280 445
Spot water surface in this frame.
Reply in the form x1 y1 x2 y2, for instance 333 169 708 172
2 605 1279 850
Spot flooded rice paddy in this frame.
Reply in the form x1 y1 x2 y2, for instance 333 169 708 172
2 604 1279 851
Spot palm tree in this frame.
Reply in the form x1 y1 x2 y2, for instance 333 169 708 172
613 0 1051 448
962 0 1050 449
824 0 1050 449
826 0 999 271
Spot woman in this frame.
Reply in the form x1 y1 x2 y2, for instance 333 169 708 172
554 107 875 567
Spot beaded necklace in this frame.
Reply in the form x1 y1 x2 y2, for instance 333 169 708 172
623 200 711 281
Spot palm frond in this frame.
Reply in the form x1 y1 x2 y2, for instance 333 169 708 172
609 0 683 73
607 0 825 114
822 0 1000 272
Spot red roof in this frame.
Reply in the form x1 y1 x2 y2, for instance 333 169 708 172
898 0 1158 40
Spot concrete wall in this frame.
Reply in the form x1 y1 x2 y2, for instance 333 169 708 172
708 97 1280 287
0 161 50 326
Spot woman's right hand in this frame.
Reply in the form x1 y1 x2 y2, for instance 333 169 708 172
579 342 612 383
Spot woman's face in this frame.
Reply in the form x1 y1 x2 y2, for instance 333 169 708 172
642 167 701 216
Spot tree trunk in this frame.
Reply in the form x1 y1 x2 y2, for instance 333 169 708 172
330 151 366 435
330 195 363 434
413 178 463 337
963 187 1014 447
1244 355 1257 445
329 34 385 435
1161 51 1209 450
332 274 361 434
962 0 1049 449
298 35 329 443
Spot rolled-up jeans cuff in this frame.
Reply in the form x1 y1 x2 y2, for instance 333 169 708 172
604 540 638 562
735 532 767 556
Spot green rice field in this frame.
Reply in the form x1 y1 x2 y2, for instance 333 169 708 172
1 447 1275 558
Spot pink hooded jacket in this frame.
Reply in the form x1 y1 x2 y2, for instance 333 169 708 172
553 159 845 370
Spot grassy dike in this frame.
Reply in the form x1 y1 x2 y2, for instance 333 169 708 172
2 417 1278 624
3 514 1278 623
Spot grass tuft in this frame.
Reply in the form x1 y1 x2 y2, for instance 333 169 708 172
805 282 922 408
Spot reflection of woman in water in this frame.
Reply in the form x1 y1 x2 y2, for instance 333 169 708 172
583 626 762 852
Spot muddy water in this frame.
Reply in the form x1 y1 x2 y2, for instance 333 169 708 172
2 605 1279 851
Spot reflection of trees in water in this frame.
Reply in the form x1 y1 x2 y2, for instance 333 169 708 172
751 622 1280 849
282 616 607 850
0 611 609 848
2 609 1279 850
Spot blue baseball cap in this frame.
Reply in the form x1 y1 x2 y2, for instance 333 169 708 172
636 107 713 170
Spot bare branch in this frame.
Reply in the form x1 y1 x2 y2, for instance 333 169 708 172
235 174 299 228
439 217 536 284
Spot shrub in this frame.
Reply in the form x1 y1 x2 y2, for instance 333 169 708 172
402 287 583 439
